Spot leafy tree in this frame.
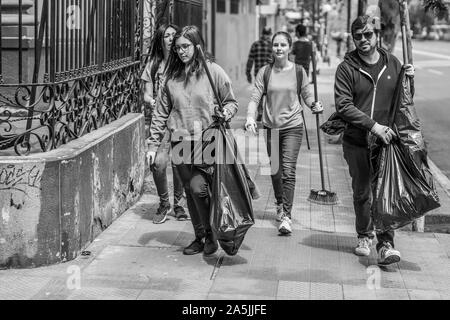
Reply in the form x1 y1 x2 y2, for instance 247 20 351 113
379 0 449 52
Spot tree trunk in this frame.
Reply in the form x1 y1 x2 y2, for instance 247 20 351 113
378 0 401 53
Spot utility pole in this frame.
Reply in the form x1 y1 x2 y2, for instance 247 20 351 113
358 0 367 16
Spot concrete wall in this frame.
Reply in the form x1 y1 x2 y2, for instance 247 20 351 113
0 113 145 268
215 0 257 85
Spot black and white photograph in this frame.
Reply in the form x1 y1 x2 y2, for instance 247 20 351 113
0 0 450 307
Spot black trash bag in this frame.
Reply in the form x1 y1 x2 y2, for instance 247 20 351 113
372 67 440 232
373 139 440 232
191 120 256 256
320 112 347 135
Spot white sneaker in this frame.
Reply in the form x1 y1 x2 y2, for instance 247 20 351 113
354 237 372 256
378 242 401 265
276 202 284 222
278 216 292 235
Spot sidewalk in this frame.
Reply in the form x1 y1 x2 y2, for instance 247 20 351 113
1 60 450 300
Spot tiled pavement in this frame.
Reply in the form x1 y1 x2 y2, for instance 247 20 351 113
1 60 449 300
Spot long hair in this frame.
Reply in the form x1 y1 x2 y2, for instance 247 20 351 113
165 25 210 81
147 23 179 84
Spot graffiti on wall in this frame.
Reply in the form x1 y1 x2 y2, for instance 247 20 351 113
0 164 43 195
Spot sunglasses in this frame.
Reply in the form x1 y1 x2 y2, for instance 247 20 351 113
353 31 374 41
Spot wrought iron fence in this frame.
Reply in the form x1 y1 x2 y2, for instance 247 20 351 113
0 0 145 156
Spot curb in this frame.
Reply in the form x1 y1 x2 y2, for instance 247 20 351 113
426 157 450 227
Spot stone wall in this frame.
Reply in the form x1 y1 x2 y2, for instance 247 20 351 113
0 113 145 268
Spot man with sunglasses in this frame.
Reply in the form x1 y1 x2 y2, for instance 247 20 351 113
334 15 415 265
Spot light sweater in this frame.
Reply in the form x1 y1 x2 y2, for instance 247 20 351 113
250 63 314 129
148 62 238 152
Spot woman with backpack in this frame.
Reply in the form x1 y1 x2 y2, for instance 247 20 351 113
245 31 323 235
142 23 189 224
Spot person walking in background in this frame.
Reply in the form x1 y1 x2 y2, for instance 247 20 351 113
290 24 316 77
141 23 188 224
334 15 415 265
245 31 323 236
147 26 238 256
246 26 273 121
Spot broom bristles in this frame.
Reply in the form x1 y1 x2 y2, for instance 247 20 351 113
308 189 339 205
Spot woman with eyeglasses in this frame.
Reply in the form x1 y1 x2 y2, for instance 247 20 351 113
141 23 188 224
245 31 323 236
146 25 238 256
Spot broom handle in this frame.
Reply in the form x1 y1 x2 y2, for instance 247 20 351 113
196 45 224 112
311 46 326 191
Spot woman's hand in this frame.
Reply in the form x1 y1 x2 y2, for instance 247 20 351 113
311 101 324 114
404 64 415 77
214 107 233 122
245 117 257 135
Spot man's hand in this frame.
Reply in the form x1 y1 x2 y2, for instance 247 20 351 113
245 117 257 135
146 150 156 166
404 64 415 77
223 108 233 121
311 101 324 114
371 122 397 144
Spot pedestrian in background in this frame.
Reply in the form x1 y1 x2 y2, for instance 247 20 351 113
245 31 323 236
141 23 188 224
290 24 316 77
334 15 415 265
147 26 238 256
246 26 273 121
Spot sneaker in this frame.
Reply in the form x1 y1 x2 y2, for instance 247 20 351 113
276 202 284 222
278 216 292 235
183 238 204 255
378 242 401 265
354 237 372 256
153 202 171 224
204 232 218 256
174 205 188 221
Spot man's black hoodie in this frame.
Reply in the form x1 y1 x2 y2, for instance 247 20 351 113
334 47 402 147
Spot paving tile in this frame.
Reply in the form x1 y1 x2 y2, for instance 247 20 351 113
209 277 278 297
277 281 310 300
67 287 141 300
0 276 50 300
82 245 215 281
408 289 442 300
207 293 274 300
342 284 377 300
310 282 343 300
374 288 410 300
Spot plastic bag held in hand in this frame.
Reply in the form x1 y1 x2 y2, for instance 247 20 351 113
372 67 440 232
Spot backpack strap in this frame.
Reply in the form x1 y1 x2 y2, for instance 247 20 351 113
262 64 272 97
295 63 303 104
262 63 303 103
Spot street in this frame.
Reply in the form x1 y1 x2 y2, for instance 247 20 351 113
394 40 450 178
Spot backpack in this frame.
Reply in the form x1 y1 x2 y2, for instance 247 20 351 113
262 63 304 102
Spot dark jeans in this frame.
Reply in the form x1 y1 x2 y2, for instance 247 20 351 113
264 125 303 218
342 141 395 251
152 130 184 207
172 141 214 240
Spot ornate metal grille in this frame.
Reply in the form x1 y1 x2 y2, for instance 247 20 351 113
0 0 145 156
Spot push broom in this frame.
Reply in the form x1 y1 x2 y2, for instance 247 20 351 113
307 48 338 205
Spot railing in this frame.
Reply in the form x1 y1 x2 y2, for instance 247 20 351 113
0 0 145 156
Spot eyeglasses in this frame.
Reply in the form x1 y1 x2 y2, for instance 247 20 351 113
173 43 192 52
353 31 374 41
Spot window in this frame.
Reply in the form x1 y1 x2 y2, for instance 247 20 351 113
230 0 239 14
217 0 226 13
